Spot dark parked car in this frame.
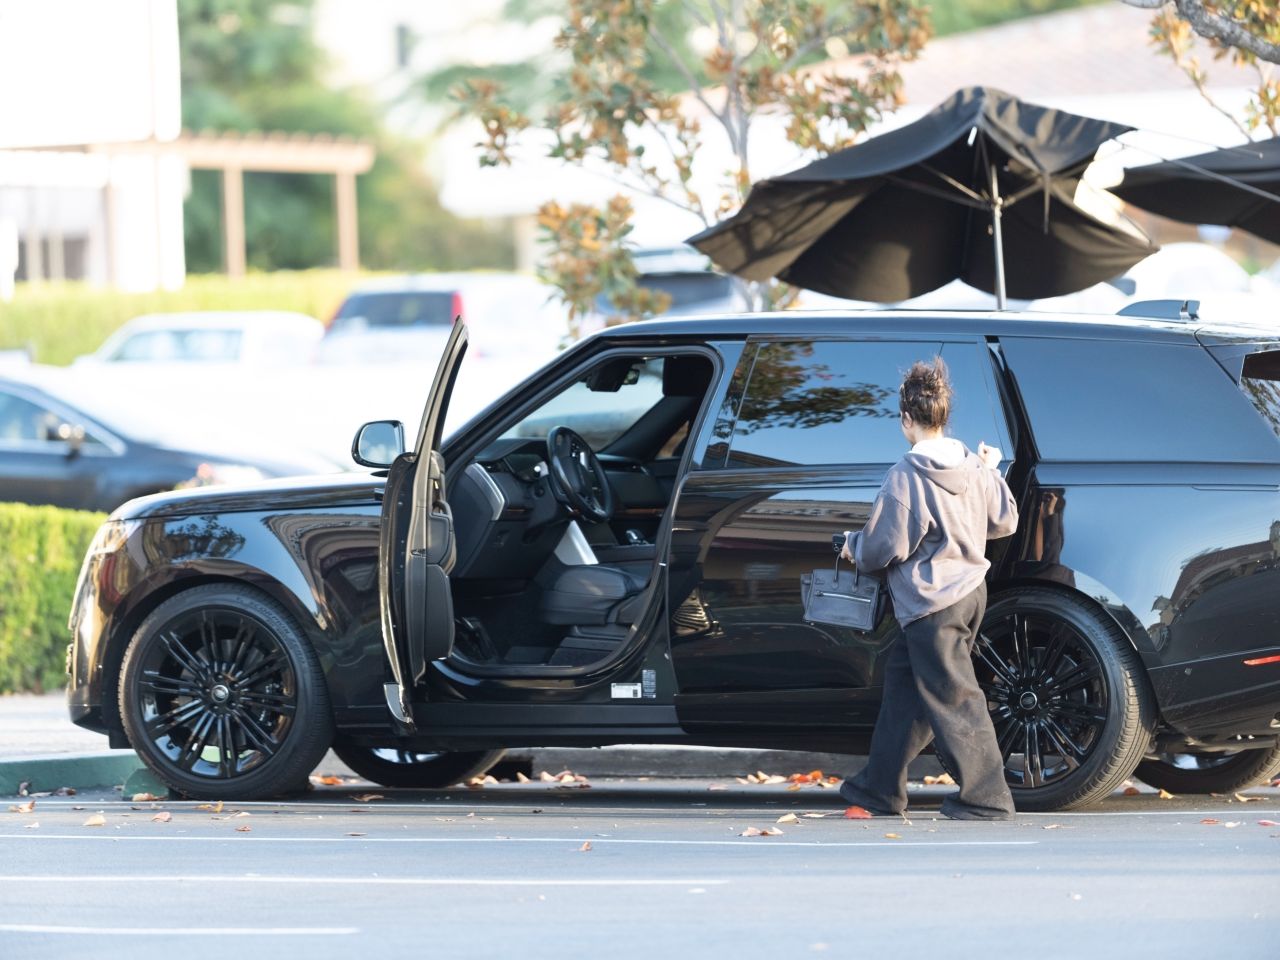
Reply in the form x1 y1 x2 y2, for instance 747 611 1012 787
0 372 331 512
67 306 1280 809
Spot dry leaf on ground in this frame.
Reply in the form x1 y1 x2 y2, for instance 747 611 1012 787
803 813 828 819
538 771 558 783
1200 818 1221 825
1042 824 1062 830
776 813 799 824
196 801 224 814
235 825 251 833
740 827 784 837
8 800 35 814
1234 793 1263 803
311 775 342 786
884 833 901 839
151 812 172 823
1158 789 1176 800
231 811 251 818
923 773 956 786
579 841 592 852
843 806 873 820
352 793 384 803
707 784 728 791
52 787 75 796
1223 821 1242 828
82 813 106 827
1122 786 1141 796
515 772 531 784
131 793 161 802
1257 820 1278 827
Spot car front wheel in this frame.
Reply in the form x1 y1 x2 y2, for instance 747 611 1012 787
333 746 507 788
119 584 334 800
1134 744 1280 794
973 587 1156 811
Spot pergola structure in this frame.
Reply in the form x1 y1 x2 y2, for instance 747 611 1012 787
92 130 376 276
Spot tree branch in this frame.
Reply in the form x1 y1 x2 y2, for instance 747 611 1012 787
646 23 726 124
1124 0 1280 64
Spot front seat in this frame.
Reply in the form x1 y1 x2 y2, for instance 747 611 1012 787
538 561 648 627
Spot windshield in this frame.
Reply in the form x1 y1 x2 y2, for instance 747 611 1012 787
109 329 242 362
501 358 666 449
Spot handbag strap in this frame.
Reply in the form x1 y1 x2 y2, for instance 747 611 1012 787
832 550 861 588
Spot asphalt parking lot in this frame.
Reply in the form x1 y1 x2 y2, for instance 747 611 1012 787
2 778 1278 959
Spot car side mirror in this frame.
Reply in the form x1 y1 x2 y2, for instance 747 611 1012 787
352 420 404 468
47 421 86 456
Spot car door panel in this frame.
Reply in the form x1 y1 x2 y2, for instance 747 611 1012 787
379 321 467 728
668 467 901 729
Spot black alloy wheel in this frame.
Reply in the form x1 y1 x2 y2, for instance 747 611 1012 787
333 745 507 788
120 584 333 800
1134 743 1280 794
972 587 1155 811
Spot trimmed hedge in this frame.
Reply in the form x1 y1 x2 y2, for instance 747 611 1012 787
0 503 106 694
0 270 378 366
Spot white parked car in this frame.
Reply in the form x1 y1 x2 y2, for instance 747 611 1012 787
75 311 325 367
316 273 569 367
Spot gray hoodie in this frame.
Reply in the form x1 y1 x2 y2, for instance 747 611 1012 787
846 440 1018 626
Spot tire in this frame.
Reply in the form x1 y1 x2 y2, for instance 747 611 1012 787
333 745 506 788
1135 744 1280 794
973 587 1156 811
119 584 334 800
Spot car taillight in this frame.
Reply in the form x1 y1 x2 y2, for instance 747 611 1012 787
1244 654 1280 667
451 292 463 324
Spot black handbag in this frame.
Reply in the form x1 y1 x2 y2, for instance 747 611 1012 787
800 534 886 632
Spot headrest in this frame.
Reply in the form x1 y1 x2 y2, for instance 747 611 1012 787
663 355 711 397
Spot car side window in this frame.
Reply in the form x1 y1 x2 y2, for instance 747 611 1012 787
727 340 944 467
0 391 61 443
725 340 1005 468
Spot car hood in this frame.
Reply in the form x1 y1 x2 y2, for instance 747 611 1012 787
112 472 384 521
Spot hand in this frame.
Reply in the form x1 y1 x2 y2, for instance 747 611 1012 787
977 441 1002 469
840 530 854 562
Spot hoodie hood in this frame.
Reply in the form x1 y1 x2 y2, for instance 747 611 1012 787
903 440 981 496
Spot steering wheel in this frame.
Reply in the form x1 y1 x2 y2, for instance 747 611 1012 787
546 426 615 524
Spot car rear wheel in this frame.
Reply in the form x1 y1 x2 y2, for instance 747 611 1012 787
973 587 1155 811
1134 744 1280 794
119 584 334 800
333 746 506 788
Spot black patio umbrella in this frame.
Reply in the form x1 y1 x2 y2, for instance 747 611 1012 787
688 86 1158 308
1112 137 1280 245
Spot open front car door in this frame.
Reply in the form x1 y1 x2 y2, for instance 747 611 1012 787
379 320 467 731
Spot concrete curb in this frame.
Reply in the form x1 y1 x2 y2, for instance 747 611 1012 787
1 747 943 797
0 751 144 796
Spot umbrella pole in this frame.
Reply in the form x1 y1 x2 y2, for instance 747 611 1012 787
990 163 1007 310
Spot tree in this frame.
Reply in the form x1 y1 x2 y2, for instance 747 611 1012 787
1122 1 1280 136
453 0 931 334
179 0 513 273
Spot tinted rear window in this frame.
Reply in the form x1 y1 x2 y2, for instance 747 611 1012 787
332 292 454 330
1241 351 1280 437
1001 337 1280 462
595 273 736 314
726 340 1007 468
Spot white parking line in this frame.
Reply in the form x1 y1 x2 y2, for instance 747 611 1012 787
20 798 1280 817
0 834 1036 848
0 875 728 886
0 924 356 936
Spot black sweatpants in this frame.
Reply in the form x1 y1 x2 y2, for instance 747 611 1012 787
841 582 1015 819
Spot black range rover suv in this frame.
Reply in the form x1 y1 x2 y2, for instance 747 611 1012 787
67 307 1280 810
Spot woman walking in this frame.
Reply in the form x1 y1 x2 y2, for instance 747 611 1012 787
840 358 1019 820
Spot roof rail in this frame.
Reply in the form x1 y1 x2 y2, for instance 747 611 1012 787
1116 299 1200 322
